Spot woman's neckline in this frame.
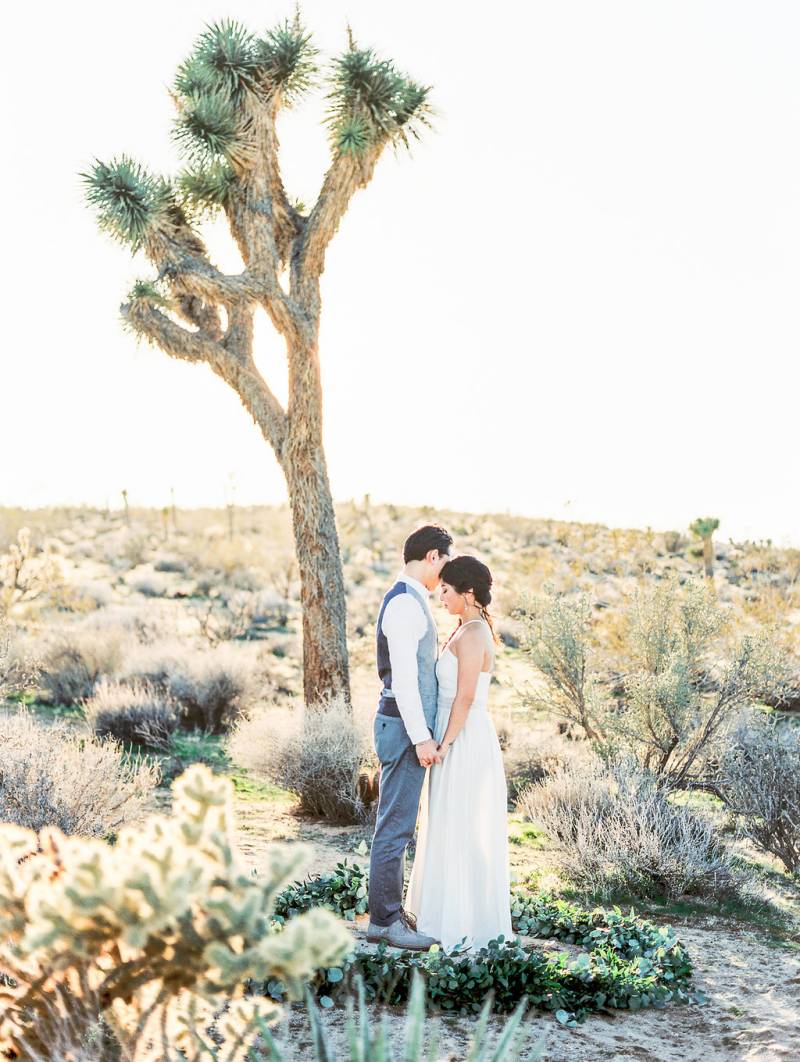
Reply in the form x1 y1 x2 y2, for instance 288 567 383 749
442 617 486 650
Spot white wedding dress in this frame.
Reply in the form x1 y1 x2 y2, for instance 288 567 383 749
406 623 513 952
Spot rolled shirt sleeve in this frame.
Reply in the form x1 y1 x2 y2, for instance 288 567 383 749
381 592 432 745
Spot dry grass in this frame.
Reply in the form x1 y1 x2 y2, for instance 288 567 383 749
0 711 157 836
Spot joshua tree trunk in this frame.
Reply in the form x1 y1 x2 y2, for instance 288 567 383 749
83 18 432 706
285 442 349 704
702 536 714 579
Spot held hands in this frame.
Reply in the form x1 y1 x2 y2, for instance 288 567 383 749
415 738 441 768
415 738 451 768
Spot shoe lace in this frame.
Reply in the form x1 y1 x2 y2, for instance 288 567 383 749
400 909 418 932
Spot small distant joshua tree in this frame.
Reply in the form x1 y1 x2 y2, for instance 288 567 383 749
82 14 433 705
689 517 720 579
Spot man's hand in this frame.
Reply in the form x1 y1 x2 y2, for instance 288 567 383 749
415 738 440 768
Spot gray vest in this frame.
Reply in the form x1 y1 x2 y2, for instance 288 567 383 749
376 580 439 732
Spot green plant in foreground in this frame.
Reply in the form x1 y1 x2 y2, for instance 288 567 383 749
304 971 541 1061
0 765 350 1059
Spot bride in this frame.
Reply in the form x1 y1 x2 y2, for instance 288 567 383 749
406 555 513 952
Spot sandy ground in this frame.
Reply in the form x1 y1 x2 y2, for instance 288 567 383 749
266 918 800 1061
233 794 800 1062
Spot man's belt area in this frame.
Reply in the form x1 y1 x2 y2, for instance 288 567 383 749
377 689 401 717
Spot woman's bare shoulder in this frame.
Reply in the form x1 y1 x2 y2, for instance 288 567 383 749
452 623 489 655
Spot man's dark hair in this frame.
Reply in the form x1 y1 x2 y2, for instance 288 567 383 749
403 524 453 564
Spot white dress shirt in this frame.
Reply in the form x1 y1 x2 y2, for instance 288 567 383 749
381 571 435 745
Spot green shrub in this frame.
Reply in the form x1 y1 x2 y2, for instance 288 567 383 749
515 578 791 789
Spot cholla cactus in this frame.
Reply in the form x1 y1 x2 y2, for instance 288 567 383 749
0 528 64 612
0 765 351 1059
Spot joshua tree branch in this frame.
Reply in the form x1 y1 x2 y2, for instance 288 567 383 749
122 300 224 365
122 298 288 455
227 353 289 459
293 147 382 290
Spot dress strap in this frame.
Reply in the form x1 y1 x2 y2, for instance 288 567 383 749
445 618 487 651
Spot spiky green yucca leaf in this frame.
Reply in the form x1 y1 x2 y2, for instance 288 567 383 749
177 160 236 216
325 44 432 156
335 115 371 157
256 15 318 102
81 155 172 252
174 19 261 106
690 517 720 539
173 89 251 167
127 279 173 310
174 54 220 100
193 19 261 102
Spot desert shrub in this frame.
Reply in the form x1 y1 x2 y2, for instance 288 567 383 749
128 569 170 597
504 737 566 806
515 578 791 789
37 626 126 705
196 589 291 644
713 710 800 873
229 697 373 824
70 580 114 610
153 551 188 573
82 677 180 750
662 530 685 554
519 760 750 901
80 600 182 645
123 641 263 733
0 765 350 1060
0 710 157 836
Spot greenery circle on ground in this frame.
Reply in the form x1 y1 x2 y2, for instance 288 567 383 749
268 860 702 1025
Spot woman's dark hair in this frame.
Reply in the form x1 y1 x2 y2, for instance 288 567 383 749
403 524 453 564
439 555 499 644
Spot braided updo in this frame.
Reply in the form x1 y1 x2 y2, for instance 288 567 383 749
439 555 499 644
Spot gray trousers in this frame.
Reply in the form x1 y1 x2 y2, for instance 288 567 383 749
368 712 427 927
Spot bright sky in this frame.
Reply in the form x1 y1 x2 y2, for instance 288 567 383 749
3 1 798 545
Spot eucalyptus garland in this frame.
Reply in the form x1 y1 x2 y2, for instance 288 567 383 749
268 861 702 1025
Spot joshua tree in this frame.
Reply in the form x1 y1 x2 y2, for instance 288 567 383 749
689 517 720 579
81 16 432 704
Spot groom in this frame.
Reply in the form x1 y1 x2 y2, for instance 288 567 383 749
366 524 454 949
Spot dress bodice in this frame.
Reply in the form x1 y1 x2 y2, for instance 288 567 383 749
435 646 491 711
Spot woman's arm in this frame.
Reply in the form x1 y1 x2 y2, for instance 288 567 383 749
438 628 485 754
